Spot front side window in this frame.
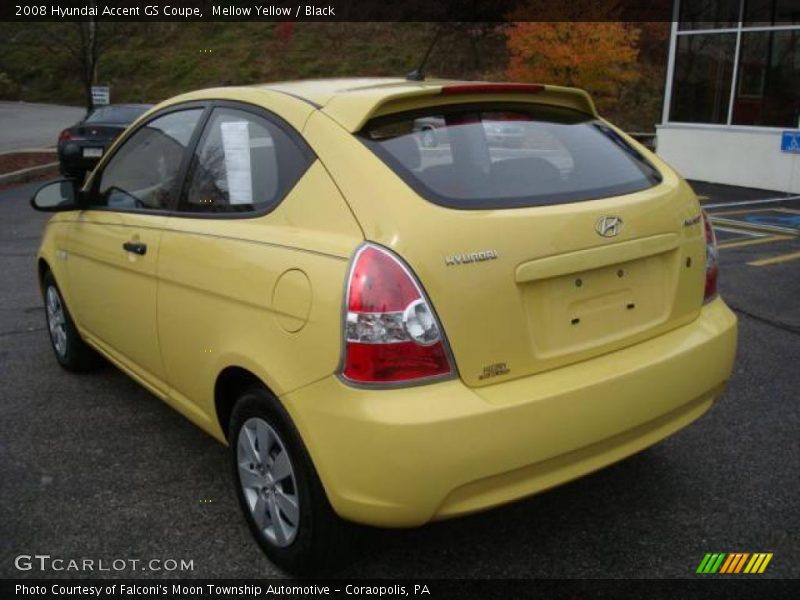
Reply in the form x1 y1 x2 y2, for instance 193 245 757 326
180 107 311 214
360 103 661 209
96 109 202 210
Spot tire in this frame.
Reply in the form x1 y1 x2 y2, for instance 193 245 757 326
229 386 354 574
42 271 100 372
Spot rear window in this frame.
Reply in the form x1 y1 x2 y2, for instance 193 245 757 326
86 106 150 124
359 103 661 209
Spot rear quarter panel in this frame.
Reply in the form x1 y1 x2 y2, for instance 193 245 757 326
156 161 363 440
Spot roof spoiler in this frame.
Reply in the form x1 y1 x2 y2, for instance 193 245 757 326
323 82 599 132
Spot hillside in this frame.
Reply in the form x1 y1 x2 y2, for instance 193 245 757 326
0 22 666 131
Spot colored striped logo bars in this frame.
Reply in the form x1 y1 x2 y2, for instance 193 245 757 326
696 553 773 574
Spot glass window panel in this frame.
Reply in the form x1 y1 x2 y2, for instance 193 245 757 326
732 30 800 126
360 104 660 210
744 0 800 26
679 0 741 30
97 109 202 210
670 33 737 123
181 108 310 214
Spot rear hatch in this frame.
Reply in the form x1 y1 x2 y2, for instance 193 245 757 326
316 85 707 388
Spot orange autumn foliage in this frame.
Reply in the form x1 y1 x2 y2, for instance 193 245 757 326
506 22 641 108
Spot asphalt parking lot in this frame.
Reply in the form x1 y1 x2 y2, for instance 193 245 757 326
0 102 84 153
0 179 798 579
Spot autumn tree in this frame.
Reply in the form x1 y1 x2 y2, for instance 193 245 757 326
505 21 641 110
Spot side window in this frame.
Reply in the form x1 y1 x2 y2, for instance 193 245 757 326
180 107 310 214
96 109 203 211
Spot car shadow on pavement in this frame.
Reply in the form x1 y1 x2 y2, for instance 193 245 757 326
335 444 689 578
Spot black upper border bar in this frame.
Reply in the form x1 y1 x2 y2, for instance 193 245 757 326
3 0 680 23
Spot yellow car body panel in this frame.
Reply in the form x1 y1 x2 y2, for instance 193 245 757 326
66 210 168 387
156 160 362 440
34 78 738 527
283 298 736 526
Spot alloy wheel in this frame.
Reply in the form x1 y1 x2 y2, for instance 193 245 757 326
237 417 300 547
45 286 68 358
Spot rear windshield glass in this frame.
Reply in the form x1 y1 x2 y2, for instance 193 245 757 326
359 103 661 209
86 106 149 124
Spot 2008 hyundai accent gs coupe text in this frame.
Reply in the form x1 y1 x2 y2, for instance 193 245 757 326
31 78 737 573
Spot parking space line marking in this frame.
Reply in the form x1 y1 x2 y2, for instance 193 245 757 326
713 226 766 243
710 217 799 235
712 208 783 216
711 207 800 224
718 235 790 250
714 226 766 237
703 195 800 209
748 250 800 267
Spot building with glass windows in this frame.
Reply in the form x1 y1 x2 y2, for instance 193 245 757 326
657 0 800 192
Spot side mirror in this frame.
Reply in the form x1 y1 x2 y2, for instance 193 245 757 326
30 179 80 212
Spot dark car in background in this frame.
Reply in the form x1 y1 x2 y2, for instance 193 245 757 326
57 104 152 180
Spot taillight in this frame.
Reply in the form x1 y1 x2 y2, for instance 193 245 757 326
702 210 718 303
342 244 455 385
58 129 73 143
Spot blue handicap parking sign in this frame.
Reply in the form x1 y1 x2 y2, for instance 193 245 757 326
781 131 800 153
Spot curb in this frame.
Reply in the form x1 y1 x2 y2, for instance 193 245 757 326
0 161 60 185
0 147 57 156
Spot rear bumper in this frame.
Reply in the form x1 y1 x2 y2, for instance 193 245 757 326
282 298 737 527
58 143 106 173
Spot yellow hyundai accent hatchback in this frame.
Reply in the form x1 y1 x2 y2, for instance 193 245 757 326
32 78 737 573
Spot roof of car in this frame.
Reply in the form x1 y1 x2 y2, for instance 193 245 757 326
254 77 445 107
162 78 598 133
258 77 463 131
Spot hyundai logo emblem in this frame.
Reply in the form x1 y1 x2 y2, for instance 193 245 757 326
595 216 623 238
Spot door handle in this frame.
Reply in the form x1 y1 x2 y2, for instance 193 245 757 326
123 241 147 256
